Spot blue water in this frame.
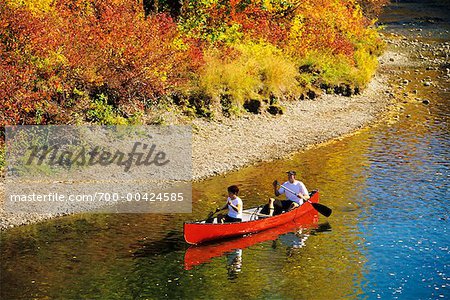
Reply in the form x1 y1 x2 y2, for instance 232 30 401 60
360 123 449 299
359 2 450 298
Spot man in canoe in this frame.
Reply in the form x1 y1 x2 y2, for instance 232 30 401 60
268 170 310 216
215 185 243 223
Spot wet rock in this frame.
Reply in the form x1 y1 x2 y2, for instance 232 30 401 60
243 99 262 114
307 88 321 99
267 105 284 115
333 84 354 97
269 94 278 105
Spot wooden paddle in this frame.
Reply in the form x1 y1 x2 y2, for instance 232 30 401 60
205 206 225 223
242 211 269 218
277 183 332 217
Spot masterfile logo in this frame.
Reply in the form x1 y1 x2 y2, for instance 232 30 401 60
25 142 170 172
5 125 192 214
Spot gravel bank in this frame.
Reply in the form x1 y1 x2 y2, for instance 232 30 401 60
0 35 419 230
192 73 390 181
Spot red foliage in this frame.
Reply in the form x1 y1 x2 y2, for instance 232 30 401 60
234 5 291 46
294 19 356 57
55 1 204 113
1 0 203 125
0 3 58 126
195 1 292 46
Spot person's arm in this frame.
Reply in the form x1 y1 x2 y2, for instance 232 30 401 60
296 193 307 201
227 199 241 213
273 180 282 196
296 182 310 200
216 202 228 212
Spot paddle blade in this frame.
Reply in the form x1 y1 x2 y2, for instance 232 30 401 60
311 202 332 217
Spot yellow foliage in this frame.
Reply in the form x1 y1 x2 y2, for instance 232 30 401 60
33 49 68 71
262 0 273 10
200 42 300 106
298 51 353 85
298 47 379 89
6 0 56 14
172 37 189 51
353 47 378 87
200 51 260 105
217 23 244 44
289 15 306 42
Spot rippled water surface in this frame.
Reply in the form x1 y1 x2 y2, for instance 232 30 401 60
1 1 449 299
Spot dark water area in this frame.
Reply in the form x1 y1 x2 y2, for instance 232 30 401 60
379 0 450 39
1 1 449 299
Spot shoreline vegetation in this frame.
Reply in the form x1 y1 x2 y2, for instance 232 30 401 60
1 0 387 130
0 0 394 229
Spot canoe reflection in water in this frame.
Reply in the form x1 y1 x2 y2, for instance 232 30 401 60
226 249 242 280
276 228 310 257
184 209 321 271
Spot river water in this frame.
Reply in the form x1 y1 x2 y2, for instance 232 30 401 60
1 1 449 299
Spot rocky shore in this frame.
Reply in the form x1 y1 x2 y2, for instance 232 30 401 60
3 29 447 230
192 72 390 181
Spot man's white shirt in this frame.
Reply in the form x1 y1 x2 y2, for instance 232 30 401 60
278 180 308 204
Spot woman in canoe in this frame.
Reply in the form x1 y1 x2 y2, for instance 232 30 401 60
215 185 243 223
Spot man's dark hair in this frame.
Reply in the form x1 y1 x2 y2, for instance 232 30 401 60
227 185 239 195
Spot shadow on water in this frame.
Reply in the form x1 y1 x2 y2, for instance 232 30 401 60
312 221 332 234
131 231 187 258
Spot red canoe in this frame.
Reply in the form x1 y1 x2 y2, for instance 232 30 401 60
184 208 319 269
184 191 320 245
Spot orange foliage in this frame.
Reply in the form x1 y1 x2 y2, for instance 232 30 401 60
1 0 202 125
0 3 57 126
287 0 371 58
181 0 293 46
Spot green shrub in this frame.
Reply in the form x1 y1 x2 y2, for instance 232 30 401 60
297 48 379 90
86 94 138 125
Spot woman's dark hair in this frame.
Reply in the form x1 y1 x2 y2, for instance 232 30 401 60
227 185 239 195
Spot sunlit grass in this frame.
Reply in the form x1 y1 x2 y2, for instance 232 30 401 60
200 42 301 107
